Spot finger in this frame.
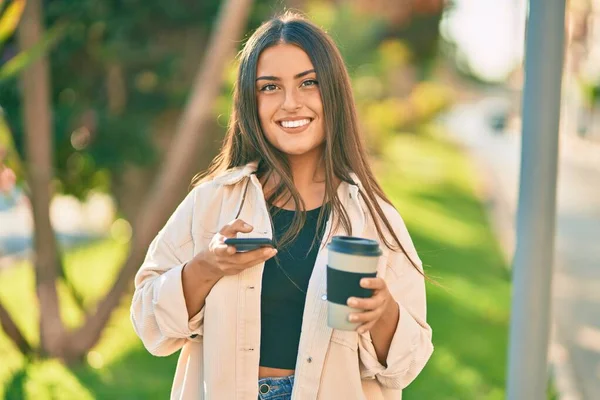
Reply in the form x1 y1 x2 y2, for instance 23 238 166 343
348 308 380 325
360 277 386 290
213 243 236 257
240 250 277 269
347 293 385 311
356 321 377 334
227 252 277 273
219 219 253 237
230 247 277 266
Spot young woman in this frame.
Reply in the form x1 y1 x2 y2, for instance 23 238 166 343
131 12 433 400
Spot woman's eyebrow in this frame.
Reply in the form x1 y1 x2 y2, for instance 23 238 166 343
256 69 316 82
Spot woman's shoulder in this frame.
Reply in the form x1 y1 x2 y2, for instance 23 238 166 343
185 163 257 213
192 162 258 189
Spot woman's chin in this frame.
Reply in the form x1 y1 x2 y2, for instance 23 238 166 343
281 151 308 157
269 136 325 158
278 146 321 157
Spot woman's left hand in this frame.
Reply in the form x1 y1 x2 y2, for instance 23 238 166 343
347 278 394 334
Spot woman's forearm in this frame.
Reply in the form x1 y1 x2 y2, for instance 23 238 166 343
181 258 220 320
369 300 400 366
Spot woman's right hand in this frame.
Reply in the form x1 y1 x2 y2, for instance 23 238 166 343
192 218 277 280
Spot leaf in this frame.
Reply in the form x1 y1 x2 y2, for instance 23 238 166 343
0 111 23 178
0 21 65 83
0 0 26 45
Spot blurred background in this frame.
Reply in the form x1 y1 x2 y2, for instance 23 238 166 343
0 0 599 399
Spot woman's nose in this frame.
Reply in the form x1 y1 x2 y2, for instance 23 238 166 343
281 89 301 112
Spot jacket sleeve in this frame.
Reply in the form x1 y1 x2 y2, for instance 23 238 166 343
130 188 205 357
358 210 434 389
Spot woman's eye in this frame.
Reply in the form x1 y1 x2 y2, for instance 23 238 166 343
260 84 277 92
301 79 318 87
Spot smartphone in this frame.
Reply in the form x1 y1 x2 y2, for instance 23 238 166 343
223 238 275 253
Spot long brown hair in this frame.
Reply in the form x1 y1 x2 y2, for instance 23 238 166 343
192 12 421 272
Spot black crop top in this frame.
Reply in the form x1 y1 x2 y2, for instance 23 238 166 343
259 204 328 369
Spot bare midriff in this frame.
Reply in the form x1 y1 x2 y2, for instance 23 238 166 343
259 366 295 378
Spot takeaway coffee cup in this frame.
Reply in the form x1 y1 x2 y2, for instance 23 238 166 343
326 236 382 331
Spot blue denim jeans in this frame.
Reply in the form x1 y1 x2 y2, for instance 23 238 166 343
257 375 294 400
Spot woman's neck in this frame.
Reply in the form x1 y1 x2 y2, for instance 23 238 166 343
287 154 325 189
262 149 330 211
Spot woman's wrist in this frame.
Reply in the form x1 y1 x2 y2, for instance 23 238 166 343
186 254 223 284
374 297 399 330
181 257 220 320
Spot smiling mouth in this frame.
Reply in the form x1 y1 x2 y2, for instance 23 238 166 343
277 118 313 129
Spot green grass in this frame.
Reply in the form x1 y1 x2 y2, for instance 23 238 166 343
0 129 512 399
377 129 511 399
0 241 180 399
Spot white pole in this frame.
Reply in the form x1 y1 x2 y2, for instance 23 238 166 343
507 0 566 399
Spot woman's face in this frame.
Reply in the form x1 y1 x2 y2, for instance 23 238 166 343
255 43 325 158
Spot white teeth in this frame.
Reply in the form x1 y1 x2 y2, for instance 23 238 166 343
280 119 311 128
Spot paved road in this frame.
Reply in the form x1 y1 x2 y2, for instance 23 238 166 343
0 192 112 266
445 102 600 400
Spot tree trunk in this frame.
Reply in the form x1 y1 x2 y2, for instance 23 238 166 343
18 0 65 357
63 0 254 360
111 165 155 224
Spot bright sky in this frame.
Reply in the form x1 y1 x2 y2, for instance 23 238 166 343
440 0 527 82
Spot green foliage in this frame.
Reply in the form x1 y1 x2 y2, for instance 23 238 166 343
0 0 25 45
0 1 68 86
0 0 277 200
580 78 600 106
0 22 66 82
308 2 452 155
0 111 23 179
309 2 387 73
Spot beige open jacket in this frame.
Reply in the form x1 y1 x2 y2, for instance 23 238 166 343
130 162 433 399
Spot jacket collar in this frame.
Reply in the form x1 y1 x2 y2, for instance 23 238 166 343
212 161 366 238
212 161 361 194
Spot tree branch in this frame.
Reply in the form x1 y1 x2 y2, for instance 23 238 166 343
0 300 33 356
